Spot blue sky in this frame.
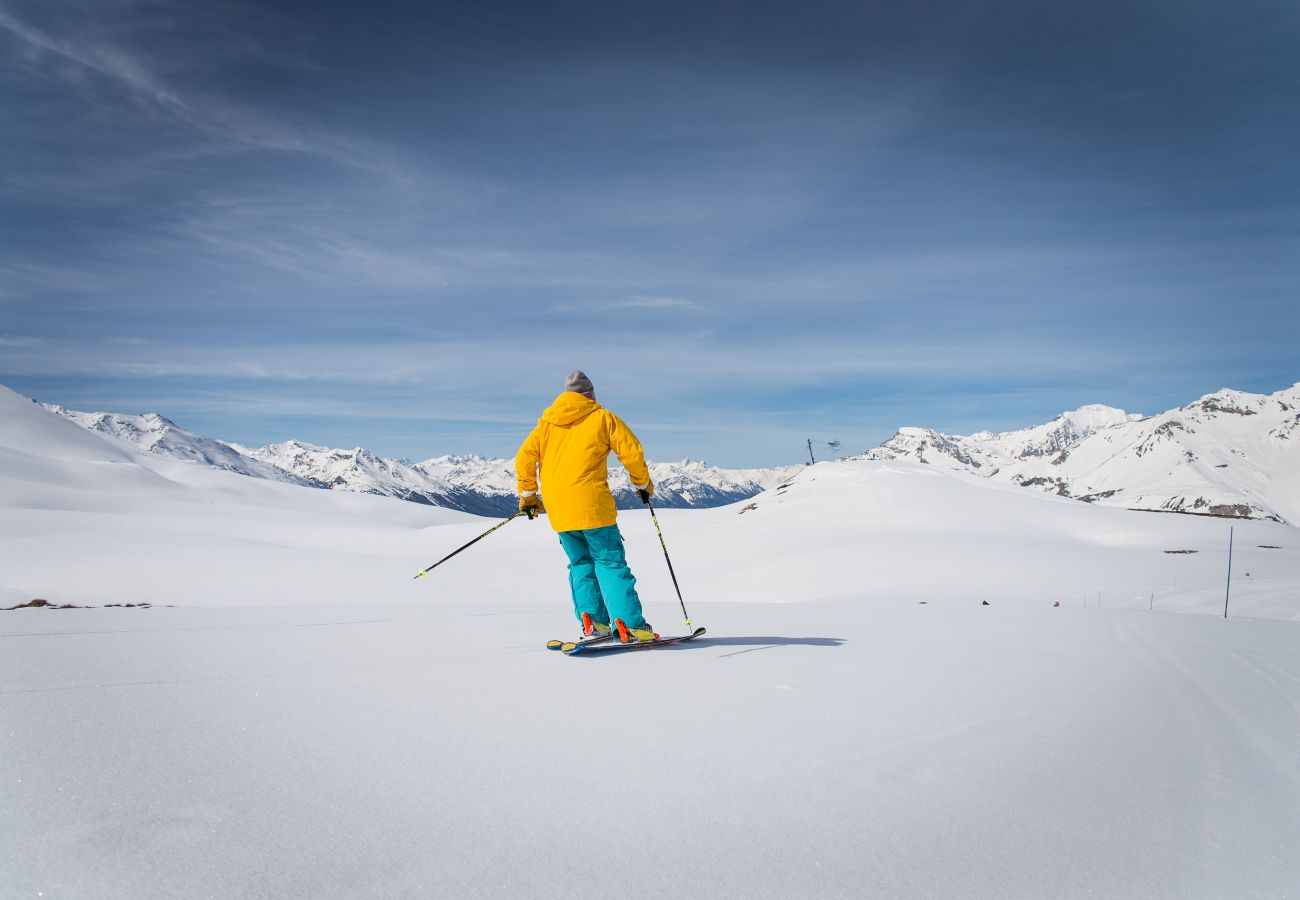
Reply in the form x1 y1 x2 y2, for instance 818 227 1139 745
2 0 1297 466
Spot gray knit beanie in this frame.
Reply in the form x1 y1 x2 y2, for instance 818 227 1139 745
563 370 595 397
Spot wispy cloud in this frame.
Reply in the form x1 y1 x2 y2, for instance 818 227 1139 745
0 4 472 183
0 260 112 298
0 328 1216 392
550 294 706 314
0 334 42 348
0 7 188 111
615 295 701 310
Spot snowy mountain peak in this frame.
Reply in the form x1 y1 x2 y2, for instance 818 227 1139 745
997 404 1136 461
34 392 795 516
860 384 1300 524
45 406 181 450
1185 387 1265 417
45 405 318 487
1057 403 1134 427
234 439 329 456
418 453 493 466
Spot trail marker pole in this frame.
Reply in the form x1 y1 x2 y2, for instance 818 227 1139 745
1224 526 1234 619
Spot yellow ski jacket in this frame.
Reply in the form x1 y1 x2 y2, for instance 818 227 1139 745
516 392 651 533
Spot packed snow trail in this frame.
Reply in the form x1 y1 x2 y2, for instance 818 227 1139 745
3 600 1297 899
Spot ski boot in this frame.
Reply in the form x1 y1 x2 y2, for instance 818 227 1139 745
614 618 659 644
581 612 612 638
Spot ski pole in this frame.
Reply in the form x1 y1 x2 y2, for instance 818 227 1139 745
413 510 525 580
640 491 692 628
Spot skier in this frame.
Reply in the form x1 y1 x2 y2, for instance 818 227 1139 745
516 370 658 644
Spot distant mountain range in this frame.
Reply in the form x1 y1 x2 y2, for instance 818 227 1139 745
45 404 800 515
857 384 1300 525
41 383 1300 524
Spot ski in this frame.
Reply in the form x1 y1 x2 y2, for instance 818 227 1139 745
546 632 617 652
561 626 707 655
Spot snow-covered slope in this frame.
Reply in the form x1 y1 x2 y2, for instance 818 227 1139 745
3 383 1298 899
709 460 1299 618
232 440 510 516
46 406 320 487
4 383 1296 617
3 390 136 466
0 385 474 611
861 384 1300 525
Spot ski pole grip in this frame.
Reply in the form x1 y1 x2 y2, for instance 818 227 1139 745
638 489 650 504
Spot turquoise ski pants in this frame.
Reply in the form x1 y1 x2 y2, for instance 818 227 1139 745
557 524 648 629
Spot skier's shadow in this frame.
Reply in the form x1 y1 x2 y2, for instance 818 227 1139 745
693 636 844 657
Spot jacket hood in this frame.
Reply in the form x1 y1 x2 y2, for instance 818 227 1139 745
540 391 602 427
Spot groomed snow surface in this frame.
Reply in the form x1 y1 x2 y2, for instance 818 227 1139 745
3 386 1299 899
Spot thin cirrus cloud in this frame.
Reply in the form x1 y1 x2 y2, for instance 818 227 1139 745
0 8 188 112
0 330 1194 395
550 295 705 314
0 5 376 166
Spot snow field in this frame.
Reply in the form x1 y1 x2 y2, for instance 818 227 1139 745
3 600 1297 899
642 462 1300 619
